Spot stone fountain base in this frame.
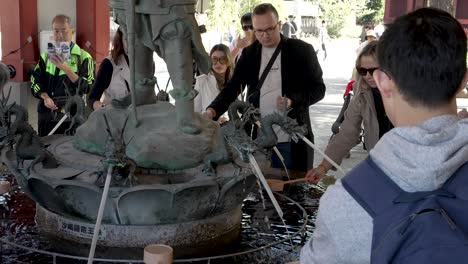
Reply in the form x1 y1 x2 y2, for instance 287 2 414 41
35 204 242 248
1 130 258 256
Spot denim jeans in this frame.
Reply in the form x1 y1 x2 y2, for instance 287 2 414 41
271 141 311 172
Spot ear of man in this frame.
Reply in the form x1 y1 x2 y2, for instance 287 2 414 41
373 69 394 98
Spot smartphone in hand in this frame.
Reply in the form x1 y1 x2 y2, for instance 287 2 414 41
47 42 70 61
47 42 56 60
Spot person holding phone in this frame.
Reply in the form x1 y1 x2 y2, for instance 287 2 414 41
31 14 94 136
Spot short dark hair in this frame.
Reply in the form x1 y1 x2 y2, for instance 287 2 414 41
240 12 252 25
378 8 467 107
253 3 279 21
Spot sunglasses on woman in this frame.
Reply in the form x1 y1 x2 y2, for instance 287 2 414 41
242 24 254 31
356 67 378 76
211 56 228 65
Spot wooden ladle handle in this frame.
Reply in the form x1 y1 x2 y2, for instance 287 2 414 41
283 175 334 185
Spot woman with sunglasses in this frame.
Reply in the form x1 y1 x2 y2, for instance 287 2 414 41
230 12 255 62
306 41 393 182
194 44 234 123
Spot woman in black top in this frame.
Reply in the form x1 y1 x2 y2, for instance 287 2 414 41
88 28 129 110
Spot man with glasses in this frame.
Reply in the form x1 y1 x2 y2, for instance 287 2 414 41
205 3 325 176
230 12 255 61
31 14 94 136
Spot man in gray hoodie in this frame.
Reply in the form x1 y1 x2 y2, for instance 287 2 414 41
301 8 468 263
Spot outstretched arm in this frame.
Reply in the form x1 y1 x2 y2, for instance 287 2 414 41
88 58 113 110
31 55 58 110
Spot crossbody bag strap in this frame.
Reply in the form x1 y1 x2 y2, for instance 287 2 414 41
247 42 282 106
256 42 282 91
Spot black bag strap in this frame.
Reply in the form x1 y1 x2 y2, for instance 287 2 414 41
248 43 282 105
256 42 282 92
442 161 468 199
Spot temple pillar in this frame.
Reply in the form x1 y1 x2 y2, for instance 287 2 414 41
0 0 38 112
0 0 38 82
76 0 110 66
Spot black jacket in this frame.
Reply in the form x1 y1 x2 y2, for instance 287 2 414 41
31 43 94 113
208 35 326 142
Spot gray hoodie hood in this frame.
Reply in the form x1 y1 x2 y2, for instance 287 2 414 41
371 115 468 192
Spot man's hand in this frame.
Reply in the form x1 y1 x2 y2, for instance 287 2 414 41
93 101 105 110
236 35 253 50
305 163 328 183
49 54 79 82
49 54 69 71
41 93 58 110
277 96 292 112
202 108 216 120
218 116 228 124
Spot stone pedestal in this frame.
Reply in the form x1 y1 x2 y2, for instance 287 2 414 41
36 205 242 249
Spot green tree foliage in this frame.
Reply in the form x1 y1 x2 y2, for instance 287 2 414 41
206 0 286 34
206 0 238 32
239 0 285 18
358 0 384 25
319 0 366 38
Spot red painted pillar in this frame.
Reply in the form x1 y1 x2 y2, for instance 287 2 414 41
384 0 418 23
0 0 38 81
76 0 110 66
454 0 468 34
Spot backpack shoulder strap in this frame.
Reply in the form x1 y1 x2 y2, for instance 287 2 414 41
443 161 468 199
342 157 403 217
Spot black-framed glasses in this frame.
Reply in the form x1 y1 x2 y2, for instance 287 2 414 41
254 23 278 36
211 56 228 65
242 24 254 31
356 67 378 76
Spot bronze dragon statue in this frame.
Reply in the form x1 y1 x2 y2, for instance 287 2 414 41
203 101 307 176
